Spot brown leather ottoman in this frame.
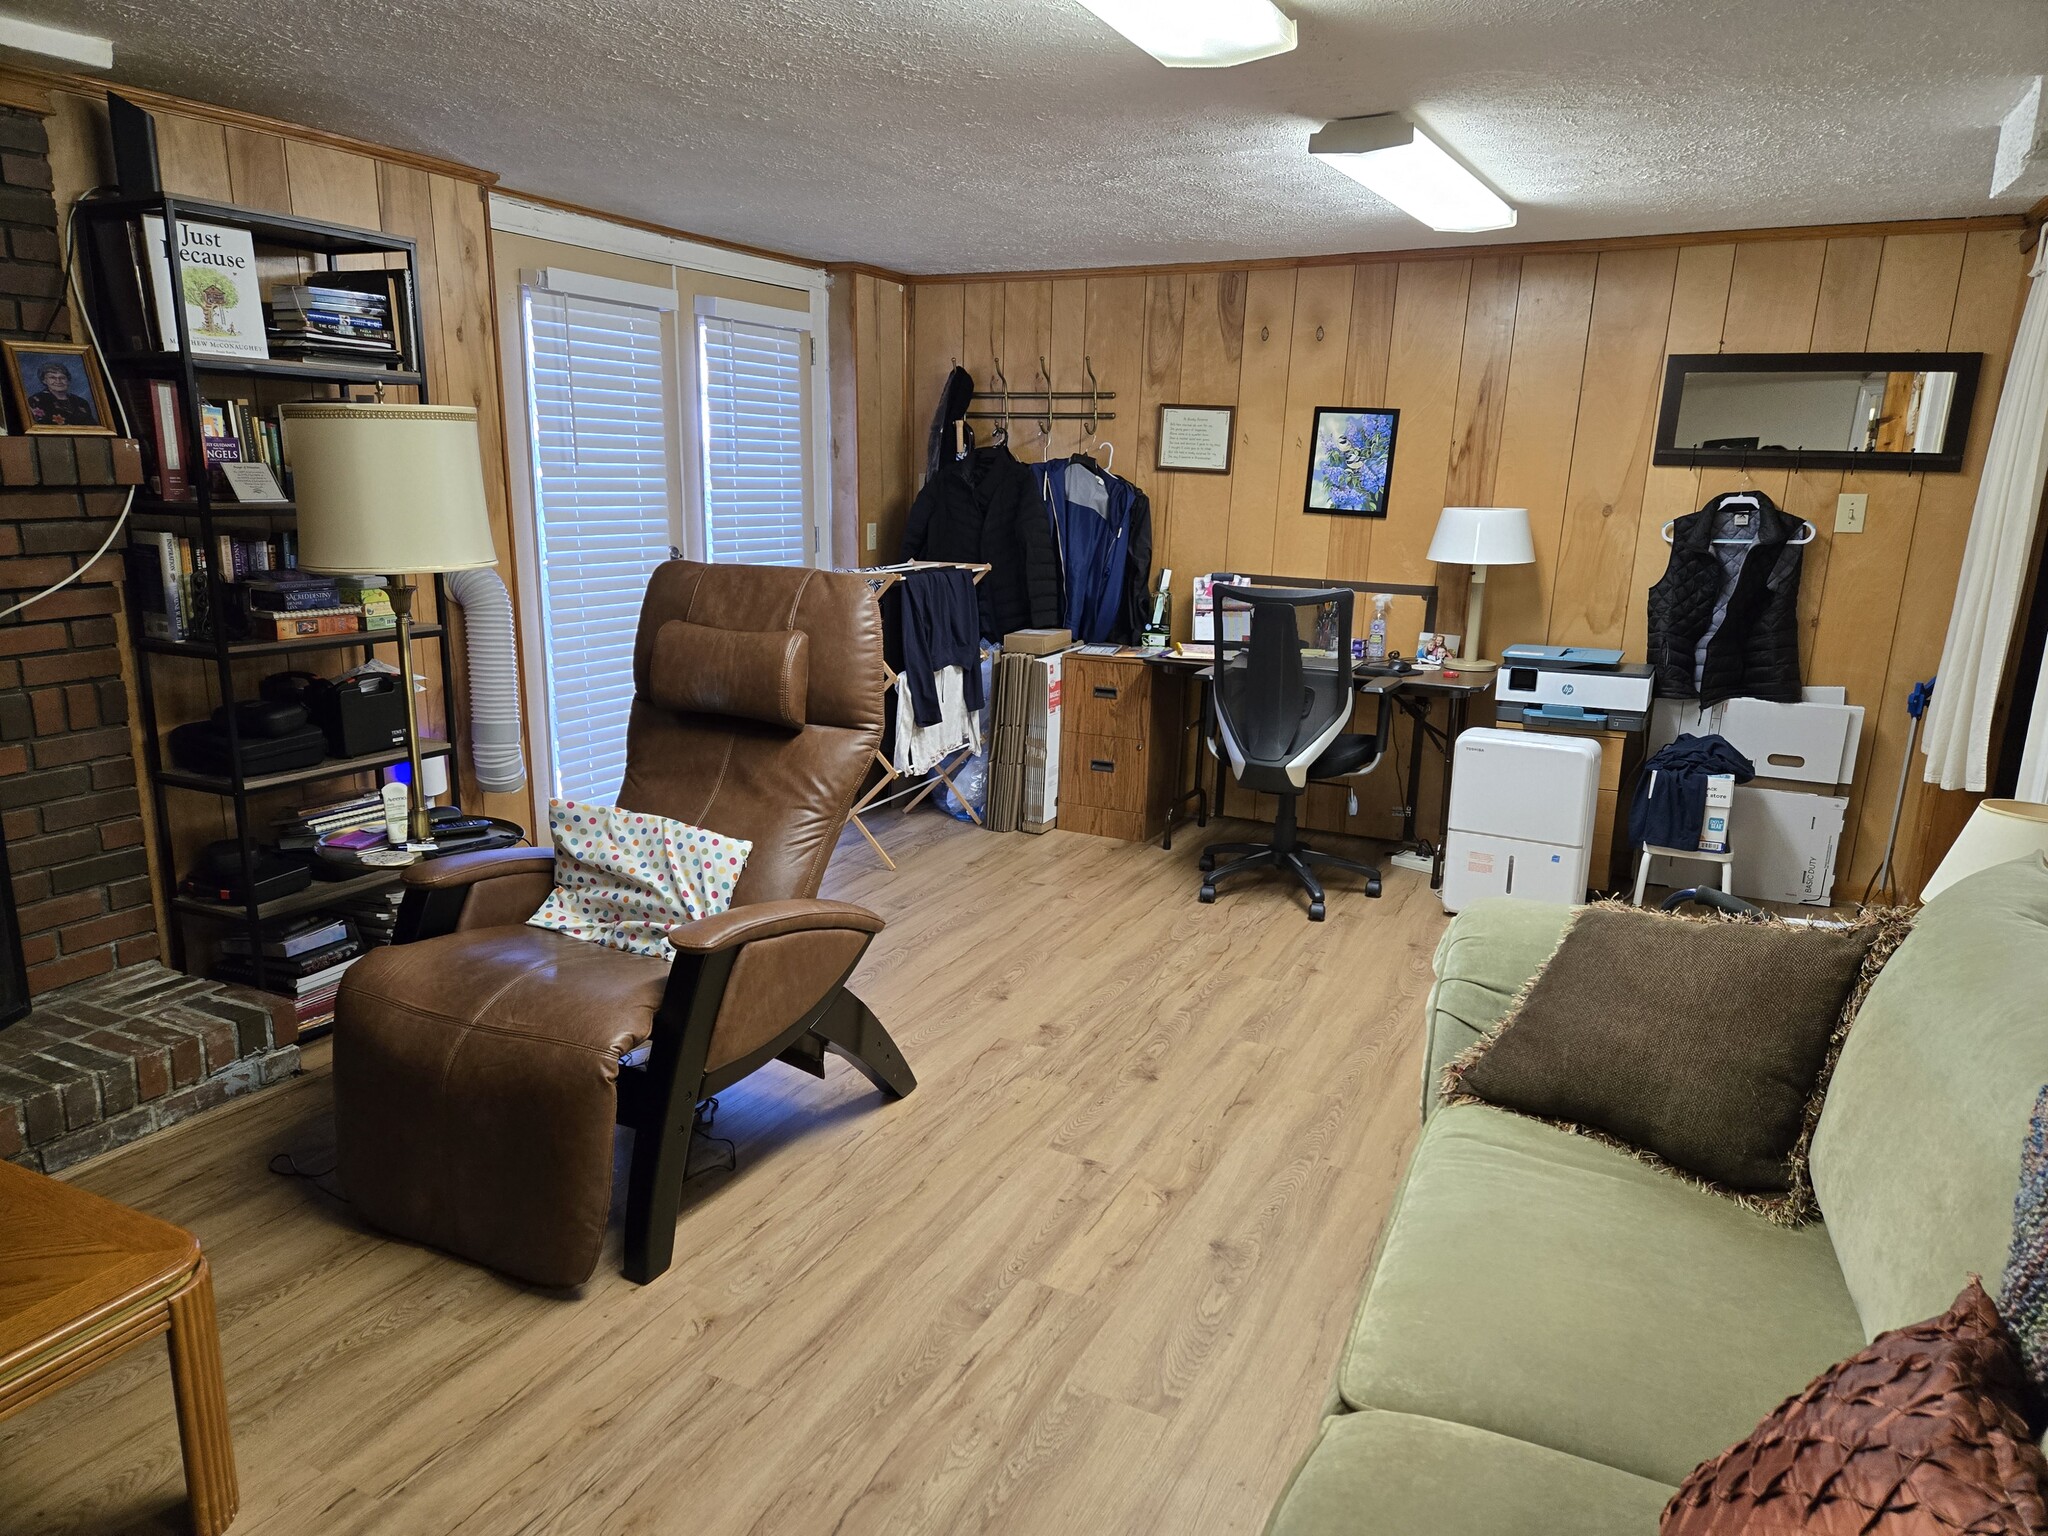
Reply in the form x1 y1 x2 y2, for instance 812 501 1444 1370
335 922 664 1288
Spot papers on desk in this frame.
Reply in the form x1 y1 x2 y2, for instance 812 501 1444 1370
1175 642 1215 660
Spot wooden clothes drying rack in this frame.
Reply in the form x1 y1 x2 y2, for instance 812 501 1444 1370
847 560 992 870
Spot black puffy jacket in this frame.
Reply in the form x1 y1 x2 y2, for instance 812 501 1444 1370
902 443 1061 642
1646 492 1805 704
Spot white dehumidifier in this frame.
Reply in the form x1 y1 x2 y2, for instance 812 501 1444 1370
1441 728 1603 913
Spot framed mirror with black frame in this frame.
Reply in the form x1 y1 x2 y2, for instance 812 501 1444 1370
1653 351 1982 473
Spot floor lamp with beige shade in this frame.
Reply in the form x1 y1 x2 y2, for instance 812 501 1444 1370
278 401 497 848
1427 506 1534 676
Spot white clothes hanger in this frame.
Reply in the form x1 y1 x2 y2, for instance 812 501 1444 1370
1661 508 1817 547
1095 440 1115 471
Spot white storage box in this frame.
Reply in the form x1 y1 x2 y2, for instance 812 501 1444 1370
1728 785 1847 906
1650 694 1863 788
1651 783 1848 904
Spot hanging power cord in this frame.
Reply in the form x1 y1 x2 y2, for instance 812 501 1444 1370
1862 676 1937 905
690 1096 738 1179
0 188 138 622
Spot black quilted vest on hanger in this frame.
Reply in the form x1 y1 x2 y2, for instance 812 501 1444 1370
1646 491 1805 705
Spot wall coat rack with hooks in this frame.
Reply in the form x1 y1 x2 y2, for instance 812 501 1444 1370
964 355 1118 435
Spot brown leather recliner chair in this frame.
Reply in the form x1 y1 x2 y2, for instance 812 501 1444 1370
332 560 914 1288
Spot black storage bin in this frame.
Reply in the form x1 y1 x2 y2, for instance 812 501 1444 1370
309 671 410 758
168 720 330 779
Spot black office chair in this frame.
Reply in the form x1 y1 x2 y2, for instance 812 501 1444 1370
1199 585 1394 921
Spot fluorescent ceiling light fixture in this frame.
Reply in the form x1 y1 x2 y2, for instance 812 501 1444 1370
1309 113 1516 233
1074 0 1297 68
0 14 113 70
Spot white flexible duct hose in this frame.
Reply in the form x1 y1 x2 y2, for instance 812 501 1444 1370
445 568 527 794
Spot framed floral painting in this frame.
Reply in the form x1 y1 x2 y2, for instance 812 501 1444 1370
1303 406 1399 517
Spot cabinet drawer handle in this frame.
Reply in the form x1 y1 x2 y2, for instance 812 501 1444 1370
1092 685 1119 700
1090 758 1116 773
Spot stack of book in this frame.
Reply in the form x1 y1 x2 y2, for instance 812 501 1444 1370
244 572 359 641
329 886 404 949
214 913 363 1033
337 575 397 632
276 792 386 852
267 275 404 367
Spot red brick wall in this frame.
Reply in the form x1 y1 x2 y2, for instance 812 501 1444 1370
0 106 156 997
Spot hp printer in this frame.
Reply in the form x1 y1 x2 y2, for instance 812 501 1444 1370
1494 644 1655 731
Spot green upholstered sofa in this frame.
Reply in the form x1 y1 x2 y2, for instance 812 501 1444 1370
1265 853 2048 1535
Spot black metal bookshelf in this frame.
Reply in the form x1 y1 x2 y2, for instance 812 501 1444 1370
78 192 459 1022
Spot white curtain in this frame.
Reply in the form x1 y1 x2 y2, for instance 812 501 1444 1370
1923 239 2048 793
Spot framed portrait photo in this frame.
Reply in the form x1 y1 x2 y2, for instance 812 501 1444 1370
3 341 116 436
1304 406 1399 518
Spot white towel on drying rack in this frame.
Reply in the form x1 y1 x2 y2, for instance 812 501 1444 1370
895 665 981 775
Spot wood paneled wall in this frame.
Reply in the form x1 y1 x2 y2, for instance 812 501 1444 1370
895 223 2031 898
30 76 533 889
830 268 913 566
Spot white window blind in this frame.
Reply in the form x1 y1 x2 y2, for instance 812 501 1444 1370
524 288 673 804
698 315 808 566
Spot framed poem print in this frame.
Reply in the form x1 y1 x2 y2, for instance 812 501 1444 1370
1157 404 1235 474
1304 406 1399 517
2 341 117 436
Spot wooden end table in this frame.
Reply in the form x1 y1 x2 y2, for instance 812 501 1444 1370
0 1158 237 1534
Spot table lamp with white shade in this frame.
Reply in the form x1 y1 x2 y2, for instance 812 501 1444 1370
278 401 497 847
1919 799 2048 903
1426 505 1535 674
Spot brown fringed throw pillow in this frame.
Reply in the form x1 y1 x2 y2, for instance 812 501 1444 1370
1442 901 1912 1223
1661 1279 2048 1534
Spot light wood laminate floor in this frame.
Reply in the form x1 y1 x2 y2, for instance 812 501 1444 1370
0 813 1447 1535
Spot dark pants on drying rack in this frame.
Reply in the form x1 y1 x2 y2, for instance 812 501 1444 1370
899 567 985 726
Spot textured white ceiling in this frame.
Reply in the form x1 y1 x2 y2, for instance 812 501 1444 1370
26 0 2048 274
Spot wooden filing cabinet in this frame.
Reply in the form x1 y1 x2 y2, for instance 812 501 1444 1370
1493 719 1642 894
1056 652 1184 842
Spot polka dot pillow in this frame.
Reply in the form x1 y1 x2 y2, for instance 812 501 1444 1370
527 799 751 961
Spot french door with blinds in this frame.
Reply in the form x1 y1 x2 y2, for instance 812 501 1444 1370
522 273 817 805
697 310 811 567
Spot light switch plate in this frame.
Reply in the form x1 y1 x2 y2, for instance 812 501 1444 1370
1835 492 1868 533
865 522 878 552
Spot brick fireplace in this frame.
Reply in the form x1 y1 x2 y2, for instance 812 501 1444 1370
0 101 299 1170
0 103 155 1006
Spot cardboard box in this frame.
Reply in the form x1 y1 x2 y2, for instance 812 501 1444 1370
1729 785 1847 905
987 761 1023 833
1699 773 1734 853
1719 698 1857 787
1021 651 1064 833
1650 694 1863 789
1002 627 1072 656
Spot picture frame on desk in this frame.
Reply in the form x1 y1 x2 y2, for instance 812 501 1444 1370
2 341 117 436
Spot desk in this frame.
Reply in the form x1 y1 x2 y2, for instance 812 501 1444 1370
1381 671 1495 888
1141 654 1492 890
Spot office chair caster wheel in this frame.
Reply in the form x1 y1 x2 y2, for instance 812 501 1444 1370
1309 901 1326 922
1199 852 1215 872
1367 877 1382 898
1198 885 1216 904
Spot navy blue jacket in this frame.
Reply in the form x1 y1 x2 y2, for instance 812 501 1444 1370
1035 455 1152 644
